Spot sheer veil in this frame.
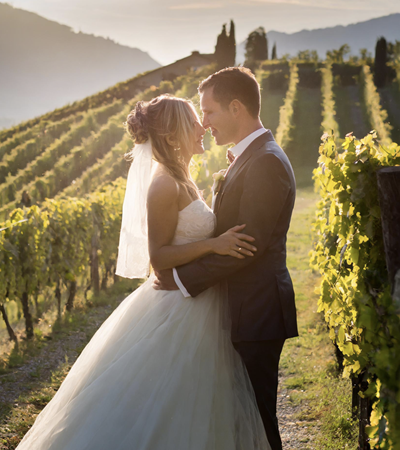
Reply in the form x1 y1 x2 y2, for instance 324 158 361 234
115 140 154 279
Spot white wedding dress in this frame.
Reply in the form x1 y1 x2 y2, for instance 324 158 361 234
16 199 270 450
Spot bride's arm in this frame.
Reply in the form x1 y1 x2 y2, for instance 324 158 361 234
147 175 256 271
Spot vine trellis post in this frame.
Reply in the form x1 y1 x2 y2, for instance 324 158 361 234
377 167 400 293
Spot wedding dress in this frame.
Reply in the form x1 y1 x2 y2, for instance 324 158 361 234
16 199 270 450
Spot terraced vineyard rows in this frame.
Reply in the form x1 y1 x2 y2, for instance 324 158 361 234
0 101 125 217
0 114 83 182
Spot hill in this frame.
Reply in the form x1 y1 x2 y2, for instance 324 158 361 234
237 14 400 62
0 3 160 128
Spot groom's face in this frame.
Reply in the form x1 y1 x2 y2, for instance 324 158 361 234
200 87 236 146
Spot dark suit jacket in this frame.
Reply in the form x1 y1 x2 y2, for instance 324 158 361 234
176 130 298 342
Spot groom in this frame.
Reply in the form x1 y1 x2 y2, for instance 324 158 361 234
155 66 298 449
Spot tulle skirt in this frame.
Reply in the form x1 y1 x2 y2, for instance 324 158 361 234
16 275 270 450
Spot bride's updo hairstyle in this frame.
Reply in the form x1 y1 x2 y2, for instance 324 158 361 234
125 95 200 200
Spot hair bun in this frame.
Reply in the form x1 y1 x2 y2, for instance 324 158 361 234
125 101 149 143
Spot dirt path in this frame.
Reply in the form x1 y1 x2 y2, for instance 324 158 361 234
278 378 318 449
275 193 320 449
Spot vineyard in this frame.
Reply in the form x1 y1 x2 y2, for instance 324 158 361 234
1 57 400 448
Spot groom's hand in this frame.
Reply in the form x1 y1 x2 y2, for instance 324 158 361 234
153 269 179 291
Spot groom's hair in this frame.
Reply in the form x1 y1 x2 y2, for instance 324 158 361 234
198 67 260 119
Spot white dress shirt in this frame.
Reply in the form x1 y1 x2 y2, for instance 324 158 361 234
173 127 268 298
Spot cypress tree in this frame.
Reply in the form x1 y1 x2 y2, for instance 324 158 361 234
215 24 229 69
228 19 236 67
271 42 277 60
215 22 236 69
374 37 387 88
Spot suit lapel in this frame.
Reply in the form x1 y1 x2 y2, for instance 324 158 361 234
214 130 275 215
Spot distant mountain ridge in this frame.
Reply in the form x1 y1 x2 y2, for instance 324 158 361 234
0 3 160 128
237 14 400 63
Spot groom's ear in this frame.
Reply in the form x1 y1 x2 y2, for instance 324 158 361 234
229 99 242 118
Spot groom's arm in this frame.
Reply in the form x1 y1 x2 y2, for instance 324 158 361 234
176 152 292 297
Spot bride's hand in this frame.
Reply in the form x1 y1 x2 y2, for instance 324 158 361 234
211 224 257 259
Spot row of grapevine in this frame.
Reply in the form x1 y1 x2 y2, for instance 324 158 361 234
360 65 392 146
0 100 125 215
56 135 132 199
0 113 84 184
0 110 128 219
0 177 126 340
320 64 340 140
0 122 53 160
275 63 299 149
310 132 400 448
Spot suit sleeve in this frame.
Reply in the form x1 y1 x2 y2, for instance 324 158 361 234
176 153 292 297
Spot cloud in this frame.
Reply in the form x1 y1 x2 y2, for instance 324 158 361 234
234 0 388 12
169 2 226 10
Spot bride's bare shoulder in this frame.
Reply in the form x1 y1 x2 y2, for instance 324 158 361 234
148 163 179 207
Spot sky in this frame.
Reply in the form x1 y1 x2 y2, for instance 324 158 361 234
6 0 400 65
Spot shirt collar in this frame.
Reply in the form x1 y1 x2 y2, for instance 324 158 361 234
229 128 268 158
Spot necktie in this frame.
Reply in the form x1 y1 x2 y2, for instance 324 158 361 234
226 149 235 165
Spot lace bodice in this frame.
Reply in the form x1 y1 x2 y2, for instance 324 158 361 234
172 199 216 245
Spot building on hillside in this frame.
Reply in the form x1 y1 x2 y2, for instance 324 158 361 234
136 51 215 89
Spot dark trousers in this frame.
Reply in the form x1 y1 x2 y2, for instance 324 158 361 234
233 339 285 450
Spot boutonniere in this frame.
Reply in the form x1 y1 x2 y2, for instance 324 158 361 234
212 169 227 195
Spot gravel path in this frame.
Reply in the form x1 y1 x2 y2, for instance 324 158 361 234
278 376 317 449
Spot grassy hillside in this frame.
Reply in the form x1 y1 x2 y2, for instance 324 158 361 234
0 3 160 127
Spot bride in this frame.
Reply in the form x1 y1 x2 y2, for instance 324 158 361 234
16 95 270 450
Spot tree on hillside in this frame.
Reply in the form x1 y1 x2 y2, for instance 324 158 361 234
228 20 236 67
374 37 388 88
245 27 268 70
215 21 236 69
271 42 277 60
297 49 319 63
387 40 400 61
326 44 350 63
359 48 373 65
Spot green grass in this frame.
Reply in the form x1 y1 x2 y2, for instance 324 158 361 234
260 89 286 135
0 360 71 450
333 84 370 138
379 82 400 144
282 188 358 449
285 87 322 187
